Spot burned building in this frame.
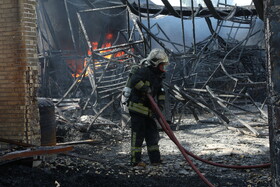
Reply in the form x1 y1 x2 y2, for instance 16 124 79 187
0 0 279 186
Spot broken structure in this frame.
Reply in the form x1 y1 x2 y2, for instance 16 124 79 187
0 0 279 185
34 0 267 134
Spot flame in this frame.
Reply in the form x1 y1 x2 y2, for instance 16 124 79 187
66 59 84 78
88 41 114 69
68 33 128 78
105 33 113 40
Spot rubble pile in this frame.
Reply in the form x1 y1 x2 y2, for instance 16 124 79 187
0 109 271 186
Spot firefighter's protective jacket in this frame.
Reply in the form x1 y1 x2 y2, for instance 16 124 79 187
128 66 165 116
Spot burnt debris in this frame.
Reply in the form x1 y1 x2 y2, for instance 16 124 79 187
36 0 266 134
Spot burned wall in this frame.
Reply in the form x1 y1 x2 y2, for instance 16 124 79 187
0 0 40 149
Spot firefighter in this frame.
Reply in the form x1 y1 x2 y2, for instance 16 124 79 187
128 48 169 167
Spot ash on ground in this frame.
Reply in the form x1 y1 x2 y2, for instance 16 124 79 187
0 111 271 187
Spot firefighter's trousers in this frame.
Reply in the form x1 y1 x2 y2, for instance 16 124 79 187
130 112 161 165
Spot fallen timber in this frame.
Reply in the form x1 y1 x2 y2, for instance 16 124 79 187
0 146 73 162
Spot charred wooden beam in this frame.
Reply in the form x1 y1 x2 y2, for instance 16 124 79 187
252 0 264 21
0 146 73 162
265 0 280 184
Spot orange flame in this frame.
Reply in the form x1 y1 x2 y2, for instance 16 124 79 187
68 33 128 78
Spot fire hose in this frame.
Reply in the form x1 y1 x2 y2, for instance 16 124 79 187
147 94 271 187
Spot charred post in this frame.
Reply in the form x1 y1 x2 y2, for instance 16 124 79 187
265 0 280 186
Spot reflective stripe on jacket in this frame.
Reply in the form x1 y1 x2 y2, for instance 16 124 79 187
128 101 152 116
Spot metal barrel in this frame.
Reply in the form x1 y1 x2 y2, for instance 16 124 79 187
38 98 56 146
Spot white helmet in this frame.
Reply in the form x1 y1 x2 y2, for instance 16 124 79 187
146 48 169 67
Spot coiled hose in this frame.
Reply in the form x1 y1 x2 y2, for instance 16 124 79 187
147 94 271 187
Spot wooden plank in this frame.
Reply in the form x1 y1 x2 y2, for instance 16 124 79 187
0 146 73 162
56 139 98 146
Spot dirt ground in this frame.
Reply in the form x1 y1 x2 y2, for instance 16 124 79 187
0 108 271 187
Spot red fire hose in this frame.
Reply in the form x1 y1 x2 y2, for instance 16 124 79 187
147 94 271 187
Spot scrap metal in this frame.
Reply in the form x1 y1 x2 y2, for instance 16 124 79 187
37 0 267 134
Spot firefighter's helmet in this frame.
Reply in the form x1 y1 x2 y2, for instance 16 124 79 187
147 48 169 67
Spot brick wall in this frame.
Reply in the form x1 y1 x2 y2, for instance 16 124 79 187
0 0 40 149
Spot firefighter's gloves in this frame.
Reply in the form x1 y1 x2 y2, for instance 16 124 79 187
146 87 152 94
121 87 131 111
142 86 152 95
